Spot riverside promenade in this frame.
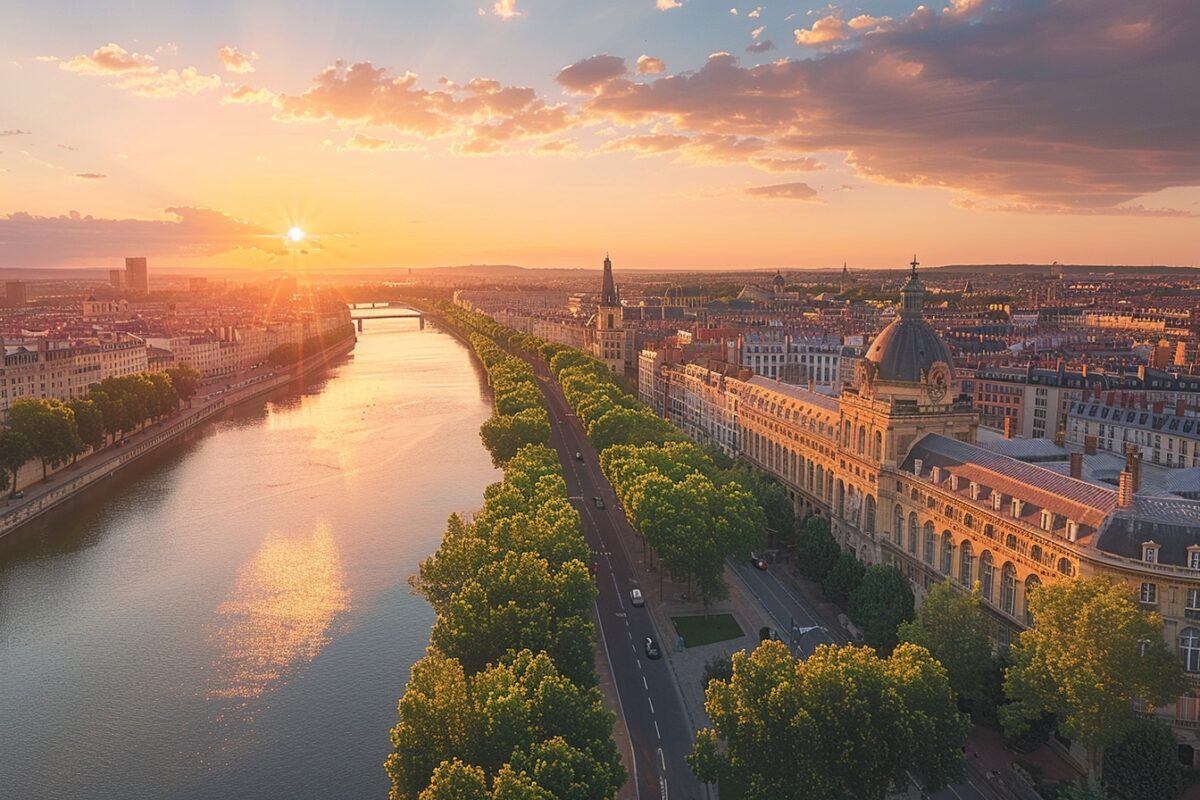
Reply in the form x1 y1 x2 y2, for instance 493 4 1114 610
0 334 356 541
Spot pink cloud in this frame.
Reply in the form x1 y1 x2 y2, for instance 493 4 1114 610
60 43 154 74
636 55 666 75
556 55 628 93
744 181 820 201
794 16 847 45
217 45 258 74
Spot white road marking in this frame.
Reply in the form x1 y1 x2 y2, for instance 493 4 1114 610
654 720 661 739
658 748 666 771
636 659 642 670
643 676 648 690
648 698 655 714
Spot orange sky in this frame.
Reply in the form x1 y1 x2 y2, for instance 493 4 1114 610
1 0 1197 270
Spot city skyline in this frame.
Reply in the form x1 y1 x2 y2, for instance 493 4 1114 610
3 0 1198 271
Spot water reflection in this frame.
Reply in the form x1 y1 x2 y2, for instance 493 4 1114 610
208 522 349 705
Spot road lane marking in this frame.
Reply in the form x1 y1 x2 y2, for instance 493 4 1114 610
658 748 666 771
648 698 654 714
643 676 648 690
637 659 642 669
654 720 661 739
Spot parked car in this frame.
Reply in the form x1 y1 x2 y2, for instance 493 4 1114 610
10 490 24 500
574 451 582 460
593 496 605 510
629 588 644 607
750 552 767 570
644 636 661 659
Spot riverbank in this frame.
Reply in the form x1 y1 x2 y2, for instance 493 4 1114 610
0 333 357 541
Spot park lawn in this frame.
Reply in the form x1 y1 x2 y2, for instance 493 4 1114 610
671 613 745 648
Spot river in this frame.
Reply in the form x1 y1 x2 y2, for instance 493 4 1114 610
0 310 499 800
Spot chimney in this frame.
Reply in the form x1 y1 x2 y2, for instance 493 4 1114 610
1118 470 1135 508
1085 435 1098 455
1178 399 1187 417
808 377 815 393
1125 446 1142 492
1067 520 1079 542
1003 416 1014 439
1070 452 1083 479
1054 428 1066 447
1153 401 1164 414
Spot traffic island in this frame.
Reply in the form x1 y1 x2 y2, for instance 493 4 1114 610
671 614 745 648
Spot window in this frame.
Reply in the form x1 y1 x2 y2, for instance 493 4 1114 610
1181 628 1200 673
941 532 953 575
1190 550 1200 570
980 552 994 602
1143 543 1159 563
908 513 918 554
1001 563 1017 615
1140 582 1158 605
959 541 974 587
1057 557 1073 576
1187 589 1200 620
923 522 935 565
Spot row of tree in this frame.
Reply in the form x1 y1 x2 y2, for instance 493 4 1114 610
388 327 623 800
0 366 201 492
468 333 551 465
266 322 357 366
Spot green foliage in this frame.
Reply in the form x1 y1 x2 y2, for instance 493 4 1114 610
715 463 793 538
0 430 31 493
794 516 839 581
165 365 201 403
1057 778 1108 800
701 654 733 690
479 406 551 465
690 641 967 800
821 551 865 606
1001 576 1187 771
68 398 106 453
386 650 624 800
8 398 83 478
898 581 993 718
848 565 915 655
1103 719 1183 800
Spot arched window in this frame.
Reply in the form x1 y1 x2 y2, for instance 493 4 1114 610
980 551 995 602
864 495 876 536
908 513 918 554
1005 533 1018 551
944 503 955 519
984 523 995 540
1181 628 1200 673
963 513 974 530
1024 575 1041 626
1057 557 1073 576
960 541 974 587
1001 563 1017 615
941 531 953 574
894 505 904 546
815 466 824 498
923 522 936 565
910 487 919 501
857 426 866 455
836 480 846 518
843 420 852 447
874 431 883 461
1030 544 1043 564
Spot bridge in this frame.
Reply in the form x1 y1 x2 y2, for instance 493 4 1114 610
349 312 424 331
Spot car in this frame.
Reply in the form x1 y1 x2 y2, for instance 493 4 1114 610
629 588 644 607
574 451 582 460
750 552 768 570
643 636 661 659
10 490 24 500
593 496 605 510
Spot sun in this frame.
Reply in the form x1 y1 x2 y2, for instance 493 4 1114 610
286 226 306 243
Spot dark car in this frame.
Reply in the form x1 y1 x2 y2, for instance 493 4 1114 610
644 637 661 659
750 552 767 570
593 496 605 510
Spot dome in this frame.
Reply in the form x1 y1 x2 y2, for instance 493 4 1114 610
865 316 954 383
863 257 954 384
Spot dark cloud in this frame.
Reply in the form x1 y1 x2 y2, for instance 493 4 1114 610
581 0 1200 209
1 129 31 137
555 55 627 93
0 207 280 266
746 39 776 53
74 173 106 180
744 181 820 201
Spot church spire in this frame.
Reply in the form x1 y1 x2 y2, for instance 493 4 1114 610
600 252 619 306
900 254 925 317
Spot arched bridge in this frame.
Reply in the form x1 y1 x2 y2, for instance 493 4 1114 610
349 312 424 331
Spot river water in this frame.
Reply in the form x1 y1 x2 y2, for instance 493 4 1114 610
0 311 499 800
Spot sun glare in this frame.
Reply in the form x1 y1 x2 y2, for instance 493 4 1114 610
287 226 306 243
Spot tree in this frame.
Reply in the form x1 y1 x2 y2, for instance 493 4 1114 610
898 580 993 717
701 654 732 691
165 365 201 405
848 564 915 654
1103 718 1183 800
690 641 966 800
1001 576 1188 777
8 399 82 479
587 406 676 451
479 407 551 465
0 429 31 495
821 551 865 606
795 516 839 581
418 760 487 800
68 398 106 456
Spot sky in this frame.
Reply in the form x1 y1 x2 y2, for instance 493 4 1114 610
1 0 1198 271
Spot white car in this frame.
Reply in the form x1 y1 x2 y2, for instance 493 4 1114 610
629 588 644 607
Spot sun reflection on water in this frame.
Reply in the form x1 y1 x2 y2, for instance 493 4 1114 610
207 522 350 705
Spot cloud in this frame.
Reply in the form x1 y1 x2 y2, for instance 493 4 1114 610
748 6 762 18
636 55 666 75
556 54 627 93
74 173 107 180
491 0 523 20
744 181 820 201
221 85 278 106
57 144 79 151
0 129 31 137
602 132 773 167
217 45 258 74
338 132 420 152
0 207 282 265
750 156 824 173
579 0 1200 210
277 61 572 145
750 25 766 39
951 197 1198 218
848 14 892 30
746 39 776 53
656 0 681 9
794 15 847 45
61 43 155 74
58 42 219 98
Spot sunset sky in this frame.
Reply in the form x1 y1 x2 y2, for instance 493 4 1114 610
1 0 1197 271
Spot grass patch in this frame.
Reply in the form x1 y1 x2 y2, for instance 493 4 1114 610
671 613 745 648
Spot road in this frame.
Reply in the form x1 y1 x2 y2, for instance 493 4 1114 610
531 362 707 800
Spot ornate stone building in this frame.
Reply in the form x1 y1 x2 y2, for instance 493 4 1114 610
593 254 632 374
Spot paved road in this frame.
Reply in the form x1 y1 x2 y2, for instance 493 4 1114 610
532 364 707 800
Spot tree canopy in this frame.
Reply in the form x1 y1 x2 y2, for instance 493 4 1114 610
848 565 915 654
898 580 993 718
